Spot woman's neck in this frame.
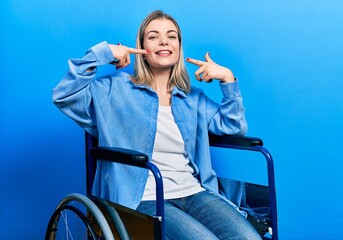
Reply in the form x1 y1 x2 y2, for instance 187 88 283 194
151 68 172 106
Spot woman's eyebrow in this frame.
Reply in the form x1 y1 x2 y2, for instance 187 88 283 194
146 29 178 35
146 30 159 35
167 30 177 34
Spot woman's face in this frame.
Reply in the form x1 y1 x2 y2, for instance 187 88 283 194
143 18 180 71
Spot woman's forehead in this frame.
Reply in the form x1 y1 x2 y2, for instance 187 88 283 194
145 18 178 33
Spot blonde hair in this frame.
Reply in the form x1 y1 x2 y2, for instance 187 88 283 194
132 10 190 93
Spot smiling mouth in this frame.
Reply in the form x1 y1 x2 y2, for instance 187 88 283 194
155 50 172 56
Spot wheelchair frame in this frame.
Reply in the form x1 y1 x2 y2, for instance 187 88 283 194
45 132 278 240
209 134 278 240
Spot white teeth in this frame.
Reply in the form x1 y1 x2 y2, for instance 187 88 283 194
156 50 171 54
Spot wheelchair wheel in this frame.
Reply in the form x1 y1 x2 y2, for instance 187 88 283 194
45 193 114 240
90 196 130 240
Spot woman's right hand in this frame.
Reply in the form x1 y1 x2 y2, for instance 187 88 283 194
108 43 150 69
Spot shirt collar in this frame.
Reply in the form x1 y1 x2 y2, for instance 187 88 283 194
172 87 188 98
134 84 188 98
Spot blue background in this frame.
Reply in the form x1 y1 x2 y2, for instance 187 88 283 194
1 0 342 239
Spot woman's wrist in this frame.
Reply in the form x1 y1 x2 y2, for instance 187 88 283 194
220 70 236 83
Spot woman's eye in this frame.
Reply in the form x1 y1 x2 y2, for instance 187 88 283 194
168 35 177 39
148 36 157 40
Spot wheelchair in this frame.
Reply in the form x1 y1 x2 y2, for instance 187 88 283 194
45 132 278 240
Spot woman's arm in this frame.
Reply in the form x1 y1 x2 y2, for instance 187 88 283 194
186 52 235 83
187 53 247 135
52 41 116 132
206 81 247 135
53 42 149 134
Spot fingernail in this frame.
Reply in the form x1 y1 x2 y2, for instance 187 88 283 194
186 58 190 61
117 43 121 46
146 49 150 53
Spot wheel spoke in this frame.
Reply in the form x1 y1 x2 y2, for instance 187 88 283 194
61 210 74 240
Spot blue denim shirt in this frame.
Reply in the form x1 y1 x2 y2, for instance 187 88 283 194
53 41 247 210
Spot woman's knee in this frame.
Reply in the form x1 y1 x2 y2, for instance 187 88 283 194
164 202 218 240
188 191 262 239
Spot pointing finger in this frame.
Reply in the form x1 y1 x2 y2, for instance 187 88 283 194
128 47 150 55
186 57 206 67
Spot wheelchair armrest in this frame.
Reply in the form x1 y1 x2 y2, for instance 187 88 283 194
209 133 263 147
90 147 149 167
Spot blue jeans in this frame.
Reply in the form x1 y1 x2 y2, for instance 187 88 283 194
137 190 261 240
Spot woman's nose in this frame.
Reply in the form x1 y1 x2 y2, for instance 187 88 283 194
159 36 168 45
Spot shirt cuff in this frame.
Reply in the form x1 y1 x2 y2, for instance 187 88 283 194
90 41 117 65
219 79 241 97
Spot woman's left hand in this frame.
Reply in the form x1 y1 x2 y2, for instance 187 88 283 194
186 52 235 83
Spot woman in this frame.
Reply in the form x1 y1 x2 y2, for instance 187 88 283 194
53 10 261 240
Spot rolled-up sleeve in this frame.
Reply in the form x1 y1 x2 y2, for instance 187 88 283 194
206 80 248 135
52 41 115 134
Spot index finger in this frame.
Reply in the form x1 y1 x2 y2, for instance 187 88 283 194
128 47 150 55
186 57 206 67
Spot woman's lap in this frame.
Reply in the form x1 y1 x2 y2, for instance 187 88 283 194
137 190 261 240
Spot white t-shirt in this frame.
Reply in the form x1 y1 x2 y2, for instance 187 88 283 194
142 105 204 200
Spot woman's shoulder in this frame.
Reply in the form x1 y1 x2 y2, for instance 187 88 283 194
101 70 132 80
112 71 133 82
189 85 205 96
93 71 133 87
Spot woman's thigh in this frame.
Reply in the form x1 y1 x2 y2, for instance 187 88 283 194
186 191 261 240
137 200 219 240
